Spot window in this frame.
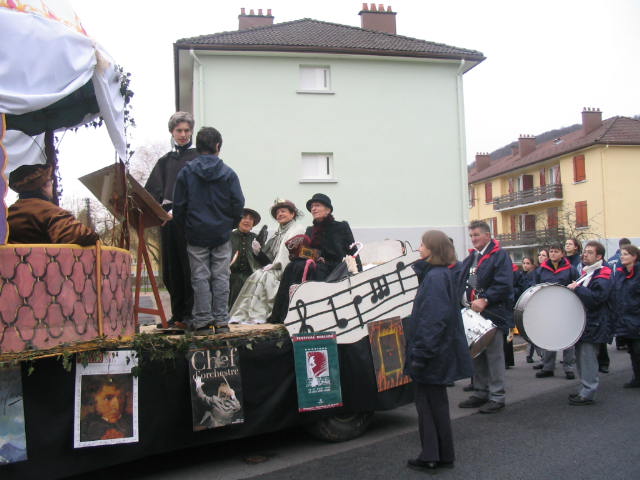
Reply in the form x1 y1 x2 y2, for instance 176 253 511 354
468 186 475 207
575 201 588 227
298 66 331 93
539 168 546 187
549 165 561 184
573 155 586 182
484 182 493 203
508 178 515 194
490 217 498 236
301 153 335 181
547 207 559 229
519 174 534 191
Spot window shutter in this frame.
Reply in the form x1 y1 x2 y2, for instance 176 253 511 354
539 169 546 186
547 207 558 229
510 215 516 233
485 182 493 203
524 214 536 232
522 174 534 191
573 155 586 182
575 201 588 227
508 178 515 194
492 217 498 236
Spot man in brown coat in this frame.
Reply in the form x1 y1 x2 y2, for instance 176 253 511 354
7 164 98 245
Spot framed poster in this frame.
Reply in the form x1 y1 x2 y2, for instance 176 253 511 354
292 332 342 412
368 316 412 392
187 347 243 431
0 366 27 464
74 350 139 448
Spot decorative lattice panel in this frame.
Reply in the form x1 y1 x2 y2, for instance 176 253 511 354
0 245 134 354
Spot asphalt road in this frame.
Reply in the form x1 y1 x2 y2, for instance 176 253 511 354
71 346 638 480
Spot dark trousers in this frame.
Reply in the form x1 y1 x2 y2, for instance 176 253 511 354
623 338 640 381
504 333 514 367
598 343 610 368
414 383 455 463
161 219 193 322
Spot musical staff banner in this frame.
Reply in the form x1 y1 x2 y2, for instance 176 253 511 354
284 251 421 344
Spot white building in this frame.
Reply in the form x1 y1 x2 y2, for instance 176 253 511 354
174 5 484 247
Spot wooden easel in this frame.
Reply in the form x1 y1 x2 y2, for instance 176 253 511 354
80 163 171 328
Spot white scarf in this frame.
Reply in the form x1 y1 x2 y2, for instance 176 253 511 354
576 259 603 287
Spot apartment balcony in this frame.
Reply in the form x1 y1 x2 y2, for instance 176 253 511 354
492 184 563 211
496 227 566 248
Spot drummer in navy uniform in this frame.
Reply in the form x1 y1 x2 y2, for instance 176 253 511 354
458 221 514 414
533 242 579 379
566 241 612 405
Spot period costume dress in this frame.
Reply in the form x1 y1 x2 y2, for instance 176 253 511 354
230 218 305 323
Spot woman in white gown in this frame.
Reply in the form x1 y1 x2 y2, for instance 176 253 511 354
229 200 305 324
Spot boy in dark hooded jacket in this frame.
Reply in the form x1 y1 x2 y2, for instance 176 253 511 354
173 127 245 333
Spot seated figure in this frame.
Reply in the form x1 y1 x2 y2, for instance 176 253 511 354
268 193 361 323
229 199 305 324
7 164 99 245
229 207 263 307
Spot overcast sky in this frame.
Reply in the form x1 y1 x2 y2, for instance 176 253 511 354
54 0 640 204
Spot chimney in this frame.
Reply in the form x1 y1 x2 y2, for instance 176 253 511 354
582 107 602 135
359 3 397 34
511 144 519 156
475 152 491 172
238 7 274 30
518 134 536 157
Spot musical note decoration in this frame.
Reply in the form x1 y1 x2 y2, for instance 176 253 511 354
284 250 421 344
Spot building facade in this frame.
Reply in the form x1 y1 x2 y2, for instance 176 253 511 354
468 108 640 261
173 5 484 248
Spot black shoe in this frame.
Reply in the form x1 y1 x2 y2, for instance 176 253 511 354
479 400 505 414
565 372 576 380
623 380 640 388
533 364 544 370
569 395 594 406
536 370 554 378
599 366 609 374
215 325 230 334
526 356 534 363
437 461 455 469
462 384 475 392
446 382 455 387
407 458 438 471
568 393 579 400
458 396 487 408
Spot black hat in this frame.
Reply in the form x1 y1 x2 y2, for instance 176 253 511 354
306 193 333 213
241 208 261 226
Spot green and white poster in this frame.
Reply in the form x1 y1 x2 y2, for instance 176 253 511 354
292 332 342 412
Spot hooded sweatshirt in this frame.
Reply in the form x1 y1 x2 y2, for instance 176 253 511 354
173 154 244 248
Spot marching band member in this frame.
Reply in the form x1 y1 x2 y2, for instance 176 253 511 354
611 244 640 388
533 243 579 379
566 241 612 405
458 221 514 414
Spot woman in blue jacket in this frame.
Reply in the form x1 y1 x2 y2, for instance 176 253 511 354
611 244 640 388
405 230 473 472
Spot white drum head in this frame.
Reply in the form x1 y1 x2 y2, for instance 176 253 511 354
520 285 585 350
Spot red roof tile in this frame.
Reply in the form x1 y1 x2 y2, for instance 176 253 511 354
468 116 640 184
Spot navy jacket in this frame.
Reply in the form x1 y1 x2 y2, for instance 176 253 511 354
173 154 245 248
459 239 514 332
611 262 640 339
566 253 582 270
572 265 613 343
534 258 578 286
405 261 473 385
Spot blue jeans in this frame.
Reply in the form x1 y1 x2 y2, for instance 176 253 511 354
187 241 231 329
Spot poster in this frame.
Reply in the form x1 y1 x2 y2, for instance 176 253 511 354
368 317 412 392
292 332 342 412
0 366 27 464
187 347 243 431
74 350 139 448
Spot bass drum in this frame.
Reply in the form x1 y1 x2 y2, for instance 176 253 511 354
514 283 585 351
461 308 498 358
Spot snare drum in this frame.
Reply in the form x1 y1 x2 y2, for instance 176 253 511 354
514 283 585 351
461 308 498 358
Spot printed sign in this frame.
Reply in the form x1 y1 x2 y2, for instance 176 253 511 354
74 350 139 448
293 332 342 412
0 366 27 464
187 347 243 431
368 317 412 392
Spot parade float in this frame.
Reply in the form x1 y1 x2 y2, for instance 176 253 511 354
0 2 418 478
